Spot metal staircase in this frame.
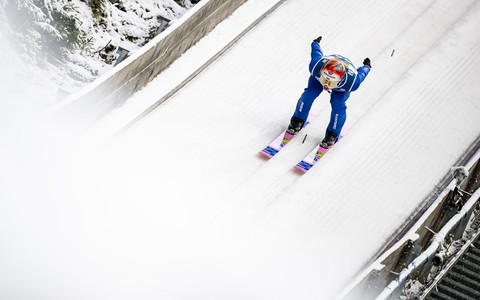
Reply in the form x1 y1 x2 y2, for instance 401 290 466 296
425 235 480 300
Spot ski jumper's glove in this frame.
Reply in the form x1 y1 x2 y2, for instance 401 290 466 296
363 57 371 68
314 36 322 43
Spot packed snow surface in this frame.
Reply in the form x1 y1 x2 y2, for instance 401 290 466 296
2 0 480 300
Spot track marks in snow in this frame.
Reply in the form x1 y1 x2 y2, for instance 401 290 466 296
107 0 480 298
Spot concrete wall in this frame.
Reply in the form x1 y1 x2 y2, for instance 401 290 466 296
53 0 247 131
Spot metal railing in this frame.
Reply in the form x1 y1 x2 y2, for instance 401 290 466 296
375 188 480 299
337 141 480 300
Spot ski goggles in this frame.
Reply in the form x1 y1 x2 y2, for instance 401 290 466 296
319 75 341 91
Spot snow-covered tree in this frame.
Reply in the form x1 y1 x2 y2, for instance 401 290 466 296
1 0 196 92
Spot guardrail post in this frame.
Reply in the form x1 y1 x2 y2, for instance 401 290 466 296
156 15 171 35
114 47 130 67
416 251 438 284
451 197 475 240
391 240 421 274
466 160 480 193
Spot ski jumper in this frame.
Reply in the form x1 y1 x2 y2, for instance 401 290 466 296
292 41 371 136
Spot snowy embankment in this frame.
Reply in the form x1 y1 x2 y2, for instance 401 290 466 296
1 1 480 300
47 0 248 132
0 0 193 108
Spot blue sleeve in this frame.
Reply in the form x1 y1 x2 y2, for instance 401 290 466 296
308 41 323 72
351 66 371 91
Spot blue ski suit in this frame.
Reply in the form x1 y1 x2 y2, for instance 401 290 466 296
292 41 371 136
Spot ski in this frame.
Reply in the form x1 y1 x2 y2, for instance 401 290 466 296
294 131 346 173
260 114 315 159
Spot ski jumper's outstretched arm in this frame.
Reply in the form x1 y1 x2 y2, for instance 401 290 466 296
351 65 371 91
308 41 324 73
290 40 325 125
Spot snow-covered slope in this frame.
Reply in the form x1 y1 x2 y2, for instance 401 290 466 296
2 0 480 300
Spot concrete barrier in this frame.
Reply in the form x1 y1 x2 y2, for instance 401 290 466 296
51 0 247 131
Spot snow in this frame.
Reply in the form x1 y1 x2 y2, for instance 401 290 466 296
2 0 480 300
0 0 193 108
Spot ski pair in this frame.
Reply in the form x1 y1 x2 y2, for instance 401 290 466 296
259 118 344 173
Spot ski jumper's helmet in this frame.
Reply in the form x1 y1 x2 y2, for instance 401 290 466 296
319 58 346 90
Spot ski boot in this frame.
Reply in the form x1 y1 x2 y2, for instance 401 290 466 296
284 117 304 143
320 130 338 149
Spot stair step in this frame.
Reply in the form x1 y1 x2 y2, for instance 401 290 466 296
451 264 480 282
428 289 460 300
469 245 480 256
449 267 480 287
441 277 480 299
472 238 480 248
456 257 480 273
437 282 478 300
463 251 480 264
